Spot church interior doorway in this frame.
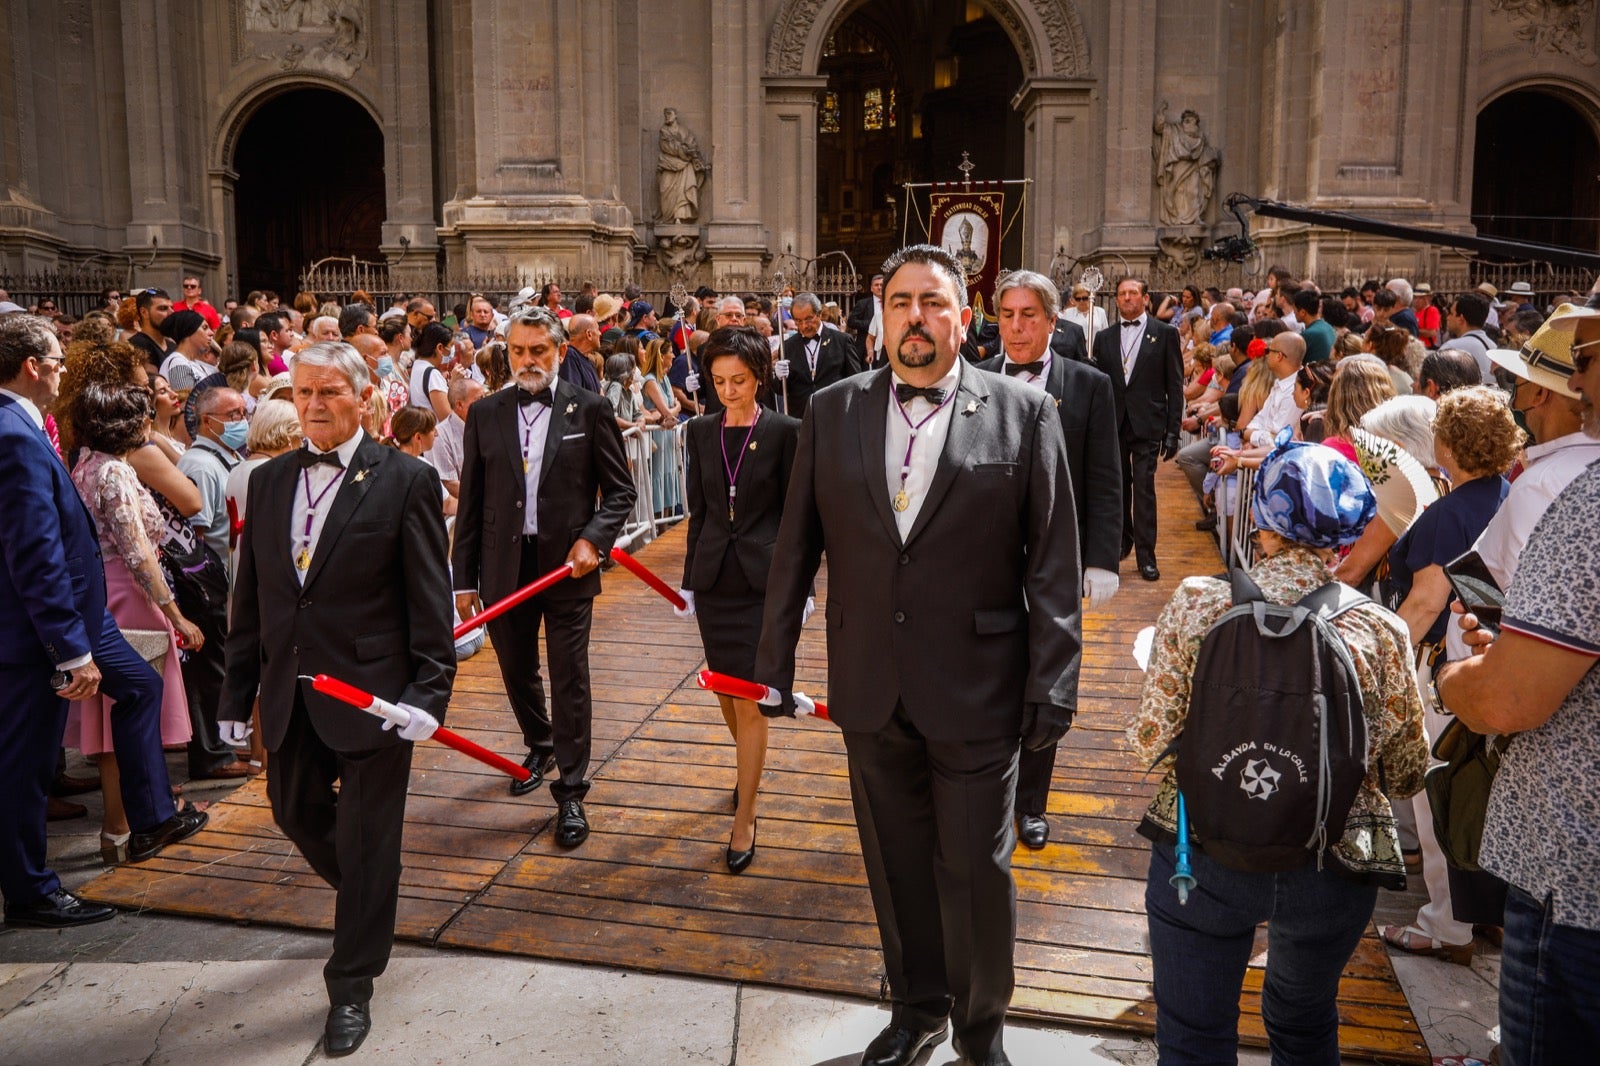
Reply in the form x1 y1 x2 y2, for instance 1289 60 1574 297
232 87 386 296
1472 88 1600 253
816 1 1026 275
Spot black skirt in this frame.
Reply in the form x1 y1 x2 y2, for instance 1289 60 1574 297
695 555 764 684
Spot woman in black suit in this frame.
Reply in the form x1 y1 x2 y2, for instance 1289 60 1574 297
677 327 800 874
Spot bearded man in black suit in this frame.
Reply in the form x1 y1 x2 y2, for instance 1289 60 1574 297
1091 277 1183 581
221 340 456 1057
756 245 1082 1066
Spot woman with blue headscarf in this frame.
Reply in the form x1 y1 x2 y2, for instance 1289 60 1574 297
1128 432 1429 1065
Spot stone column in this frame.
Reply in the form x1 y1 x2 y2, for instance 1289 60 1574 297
0 0 60 270
760 76 828 263
379 0 440 287
1013 78 1095 273
1094 0 1159 270
703 0 768 277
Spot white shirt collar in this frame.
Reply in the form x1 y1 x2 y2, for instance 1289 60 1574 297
890 359 962 399
0 387 44 429
306 427 366 466
1526 429 1600 464
1119 313 1147 331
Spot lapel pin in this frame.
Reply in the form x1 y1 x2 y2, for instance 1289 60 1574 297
1146 334 1155 344
352 469 368 483
749 441 758 451
963 400 979 415
566 403 577 415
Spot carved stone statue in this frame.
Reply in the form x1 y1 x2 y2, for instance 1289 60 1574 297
1491 0 1597 65
1152 102 1220 227
656 108 710 225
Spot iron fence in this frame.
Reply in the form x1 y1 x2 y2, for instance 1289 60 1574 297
0 267 130 319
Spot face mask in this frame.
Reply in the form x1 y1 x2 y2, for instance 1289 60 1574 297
217 418 248 451
376 356 395 377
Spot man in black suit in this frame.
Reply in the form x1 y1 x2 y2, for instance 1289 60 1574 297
756 245 1082 1066
774 291 862 418
976 270 1122 851
1092 277 1183 581
221 341 456 1057
453 309 635 847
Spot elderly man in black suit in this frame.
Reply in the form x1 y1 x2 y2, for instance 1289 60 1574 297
756 245 1083 1066
773 291 862 418
976 269 1121 850
453 308 635 848
220 340 456 1056
1092 277 1184 581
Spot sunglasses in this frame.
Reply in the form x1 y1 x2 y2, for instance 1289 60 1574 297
1572 336 1600 374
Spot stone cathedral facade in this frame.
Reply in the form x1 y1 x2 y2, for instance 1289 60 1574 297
2 0 1597 297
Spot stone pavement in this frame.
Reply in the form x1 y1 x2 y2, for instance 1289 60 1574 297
0 756 1501 1065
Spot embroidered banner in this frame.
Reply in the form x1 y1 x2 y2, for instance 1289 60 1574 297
928 182 1005 308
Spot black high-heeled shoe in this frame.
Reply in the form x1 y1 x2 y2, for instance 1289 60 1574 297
726 819 757 875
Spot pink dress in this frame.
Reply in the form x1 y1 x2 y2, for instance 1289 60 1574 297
65 452 192 755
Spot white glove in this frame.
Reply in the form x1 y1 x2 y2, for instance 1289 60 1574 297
382 702 439 743
673 589 697 620
685 371 701 392
1084 567 1120 609
773 358 790 381
218 720 253 747
802 596 816 624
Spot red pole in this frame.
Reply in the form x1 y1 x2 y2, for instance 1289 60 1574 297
310 674 532 782
696 669 831 721
454 562 575 639
609 547 689 609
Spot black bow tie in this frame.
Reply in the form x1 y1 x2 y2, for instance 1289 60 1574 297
1003 361 1042 377
517 387 553 407
1121 319 1143 328
895 383 948 406
298 448 344 470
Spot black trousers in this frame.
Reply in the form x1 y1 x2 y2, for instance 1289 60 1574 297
1120 434 1162 567
1015 743 1054 818
174 577 234 774
268 693 413 1007
842 704 1019 1059
486 538 595 803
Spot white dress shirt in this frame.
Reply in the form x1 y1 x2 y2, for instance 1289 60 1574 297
1060 304 1108 335
803 335 822 375
431 412 466 484
1117 313 1148 379
1247 373 1299 447
885 361 962 539
517 386 555 535
291 429 365 586
1475 431 1600 588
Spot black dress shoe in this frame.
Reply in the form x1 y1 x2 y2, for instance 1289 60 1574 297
861 1021 948 1066
3 888 116 929
1140 563 1161 582
126 806 209 863
726 820 757 874
554 800 589 847
1017 813 1049 850
1195 513 1218 531
510 751 556 797
324 1002 371 1057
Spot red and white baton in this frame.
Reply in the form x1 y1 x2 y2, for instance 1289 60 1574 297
696 669 830 721
308 674 532 782
453 561 575 640
608 547 689 610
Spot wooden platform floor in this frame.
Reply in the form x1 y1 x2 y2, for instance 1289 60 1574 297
80 463 1427 1063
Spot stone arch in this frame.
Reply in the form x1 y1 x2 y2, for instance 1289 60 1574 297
764 0 1089 79
1478 75 1600 138
212 73 382 174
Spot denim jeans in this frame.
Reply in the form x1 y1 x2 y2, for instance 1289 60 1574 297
1498 885 1600 1065
1145 841 1377 1065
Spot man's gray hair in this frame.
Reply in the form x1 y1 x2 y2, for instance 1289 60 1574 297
1360 394 1437 470
993 270 1060 319
792 291 823 315
293 340 371 393
447 375 483 407
1386 277 1414 304
505 307 567 346
716 295 746 315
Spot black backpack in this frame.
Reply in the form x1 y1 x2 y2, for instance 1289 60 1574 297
1173 569 1371 873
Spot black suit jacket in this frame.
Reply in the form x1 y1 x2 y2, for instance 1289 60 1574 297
1049 317 1089 363
681 411 801 592
975 353 1122 574
452 379 636 604
754 364 1082 741
222 435 456 753
780 328 862 418
1092 316 1184 442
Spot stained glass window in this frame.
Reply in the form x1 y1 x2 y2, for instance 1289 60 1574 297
887 88 897 129
820 92 840 134
863 88 884 131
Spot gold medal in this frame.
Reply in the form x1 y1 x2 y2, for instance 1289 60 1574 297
892 490 910 513
523 458 529 473
295 547 311 571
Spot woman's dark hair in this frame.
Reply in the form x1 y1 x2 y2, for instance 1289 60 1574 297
1295 360 1336 407
1366 324 1410 368
378 317 409 345
384 405 436 448
414 322 454 362
1253 318 1287 342
539 282 561 308
1182 284 1203 307
74 381 152 455
702 326 772 395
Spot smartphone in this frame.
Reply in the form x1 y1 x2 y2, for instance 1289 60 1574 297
1443 549 1504 634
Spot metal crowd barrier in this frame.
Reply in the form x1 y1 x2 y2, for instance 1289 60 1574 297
617 422 688 550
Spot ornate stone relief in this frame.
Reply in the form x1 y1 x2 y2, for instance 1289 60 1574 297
243 0 369 78
1152 103 1219 269
1490 0 1597 65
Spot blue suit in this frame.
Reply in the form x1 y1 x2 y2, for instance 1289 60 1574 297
0 394 173 903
